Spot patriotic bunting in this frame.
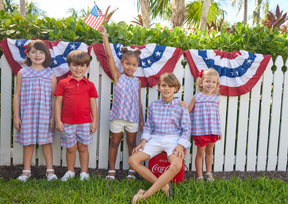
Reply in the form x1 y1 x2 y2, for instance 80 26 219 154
0 38 89 81
184 49 271 96
92 43 183 87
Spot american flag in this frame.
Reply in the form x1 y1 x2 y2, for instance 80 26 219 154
0 38 89 82
84 4 105 31
184 49 271 96
92 43 183 88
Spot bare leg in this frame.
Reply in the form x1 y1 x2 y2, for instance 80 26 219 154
21 145 34 176
195 146 206 178
143 154 182 199
42 143 53 171
66 144 77 172
77 142 89 173
205 142 215 178
126 131 137 178
107 132 122 177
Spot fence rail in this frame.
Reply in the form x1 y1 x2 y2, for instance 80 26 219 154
0 50 287 172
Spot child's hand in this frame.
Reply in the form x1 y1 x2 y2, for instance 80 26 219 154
55 121 64 132
99 25 107 35
90 121 97 134
218 135 222 140
132 139 146 154
14 117 21 132
173 144 185 159
179 101 188 108
49 117 55 131
139 121 144 132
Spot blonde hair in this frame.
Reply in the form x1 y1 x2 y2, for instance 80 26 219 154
197 68 220 94
158 73 181 93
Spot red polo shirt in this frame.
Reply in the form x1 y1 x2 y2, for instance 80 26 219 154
54 75 98 124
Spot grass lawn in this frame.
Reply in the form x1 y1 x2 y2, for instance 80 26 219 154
0 176 287 203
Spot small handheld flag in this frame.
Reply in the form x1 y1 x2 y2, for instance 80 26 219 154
84 3 105 31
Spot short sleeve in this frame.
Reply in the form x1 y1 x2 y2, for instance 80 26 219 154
54 80 64 96
89 82 98 98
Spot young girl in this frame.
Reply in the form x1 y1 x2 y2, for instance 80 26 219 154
99 25 144 180
188 68 222 182
13 40 58 182
128 73 191 203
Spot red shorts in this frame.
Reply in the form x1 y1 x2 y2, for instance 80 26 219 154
193 135 218 147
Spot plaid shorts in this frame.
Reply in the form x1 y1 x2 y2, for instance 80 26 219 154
60 123 92 148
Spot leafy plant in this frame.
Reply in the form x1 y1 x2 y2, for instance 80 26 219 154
265 4 288 33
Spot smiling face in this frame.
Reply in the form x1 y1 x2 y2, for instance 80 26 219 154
69 63 88 81
27 47 46 69
158 81 178 103
200 75 218 95
121 55 139 77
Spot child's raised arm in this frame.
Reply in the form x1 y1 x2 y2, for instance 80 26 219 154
99 25 121 83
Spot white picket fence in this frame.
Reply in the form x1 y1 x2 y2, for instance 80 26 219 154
0 50 288 172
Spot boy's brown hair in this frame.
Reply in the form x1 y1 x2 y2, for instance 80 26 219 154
66 50 91 66
158 73 181 93
24 40 52 68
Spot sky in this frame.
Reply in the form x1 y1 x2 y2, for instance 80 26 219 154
18 0 288 27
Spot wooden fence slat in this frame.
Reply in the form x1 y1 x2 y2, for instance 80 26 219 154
277 59 288 171
257 61 273 171
246 77 262 171
0 56 12 165
214 96 227 172
224 97 238 171
235 92 249 171
267 56 284 171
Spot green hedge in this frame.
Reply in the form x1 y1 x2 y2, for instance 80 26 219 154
1 11 288 61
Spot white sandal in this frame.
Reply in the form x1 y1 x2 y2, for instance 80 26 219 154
46 169 58 181
127 169 136 180
205 173 215 182
17 170 31 182
106 170 116 181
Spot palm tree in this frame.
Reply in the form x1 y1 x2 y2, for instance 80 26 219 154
67 7 79 18
230 0 248 24
139 0 151 28
253 0 269 25
199 0 211 30
171 0 185 28
3 0 18 13
0 0 4 10
19 0 25 16
26 1 46 17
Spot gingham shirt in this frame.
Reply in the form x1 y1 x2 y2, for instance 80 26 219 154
110 74 140 123
141 98 191 149
190 92 222 136
15 67 53 146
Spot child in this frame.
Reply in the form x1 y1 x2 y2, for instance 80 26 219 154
54 50 98 181
99 25 144 181
188 68 222 182
128 73 191 203
13 40 58 182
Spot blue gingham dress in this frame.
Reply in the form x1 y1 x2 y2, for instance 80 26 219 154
190 92 222 136
109 74 140 123
15 67 54 146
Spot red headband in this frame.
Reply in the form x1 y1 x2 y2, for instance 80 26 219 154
24 44 28 54
199 70 204 78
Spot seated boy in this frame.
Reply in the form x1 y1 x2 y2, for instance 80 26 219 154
128 73 191 203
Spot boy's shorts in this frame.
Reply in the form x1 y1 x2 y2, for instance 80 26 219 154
60 123 92 148
140 134 180 158
193 134 218 147
109 119 138 133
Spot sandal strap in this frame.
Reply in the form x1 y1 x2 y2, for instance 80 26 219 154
105 175 115 179
127 175 136 179
196 176 204 180
22 170 31 173
107 170 116 173
46 169 55 172
128 169 135 173
205 173 213 176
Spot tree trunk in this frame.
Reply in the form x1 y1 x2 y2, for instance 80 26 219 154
0 0 4 10
199 0 211 30
171 0 185 28
140 0 150 28
20 0 25 16
243 0 247 25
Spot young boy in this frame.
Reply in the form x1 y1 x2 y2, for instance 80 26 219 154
54 50 98 181
128 73 191 203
